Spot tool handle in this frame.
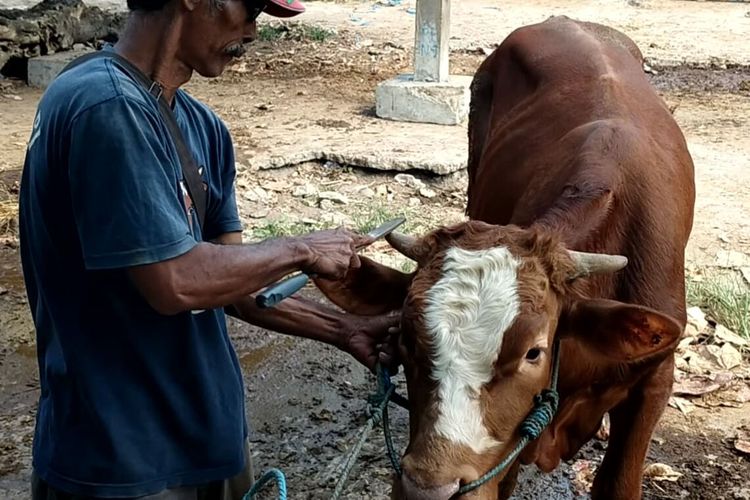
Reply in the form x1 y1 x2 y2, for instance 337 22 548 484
255 273 310 308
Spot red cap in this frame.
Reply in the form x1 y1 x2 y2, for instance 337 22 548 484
264 0 305 17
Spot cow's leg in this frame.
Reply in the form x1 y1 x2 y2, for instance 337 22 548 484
591 357 673 500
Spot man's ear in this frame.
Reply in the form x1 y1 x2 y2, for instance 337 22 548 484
313 256 414 316
558 299 683 362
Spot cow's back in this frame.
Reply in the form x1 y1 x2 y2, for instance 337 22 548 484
467 16 695 322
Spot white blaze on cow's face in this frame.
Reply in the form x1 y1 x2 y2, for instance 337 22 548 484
423 246 521 454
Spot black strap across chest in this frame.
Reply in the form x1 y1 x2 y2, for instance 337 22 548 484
59 50 207 232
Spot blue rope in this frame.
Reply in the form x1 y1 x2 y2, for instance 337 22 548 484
242 468 287 500
242 365 407 500
330 364 402 499
456 341 561 496
378 366 404 476
520 389 559 440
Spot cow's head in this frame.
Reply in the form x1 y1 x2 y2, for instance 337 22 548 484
315 221 682 499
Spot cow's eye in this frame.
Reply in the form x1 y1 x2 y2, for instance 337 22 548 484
525 348 542 362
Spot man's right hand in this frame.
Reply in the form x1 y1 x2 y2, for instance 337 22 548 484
295 227 369 280
128 227 371 316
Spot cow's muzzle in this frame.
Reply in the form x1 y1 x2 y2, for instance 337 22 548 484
400 473 460 500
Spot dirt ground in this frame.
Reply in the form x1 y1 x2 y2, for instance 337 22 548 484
1 0 750 498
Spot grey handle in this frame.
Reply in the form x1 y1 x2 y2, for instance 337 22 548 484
255 273 310 308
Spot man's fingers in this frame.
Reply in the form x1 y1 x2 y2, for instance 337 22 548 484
353 233 375 249
379 352 400 375
377 343 394 356
378 351 393 367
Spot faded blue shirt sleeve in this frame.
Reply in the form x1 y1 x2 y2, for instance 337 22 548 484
203 120 242 241
68 96 196 270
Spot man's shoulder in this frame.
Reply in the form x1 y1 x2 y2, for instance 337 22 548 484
175 90 230 139
41 52 154 123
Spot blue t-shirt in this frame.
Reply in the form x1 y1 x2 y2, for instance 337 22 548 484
19 52 247 497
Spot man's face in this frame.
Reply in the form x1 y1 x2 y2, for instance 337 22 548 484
180 0 261 77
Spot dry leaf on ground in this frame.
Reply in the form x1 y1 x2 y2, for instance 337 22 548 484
679 346 722 374
673 372 733 396
698 381 750 408
643 463 683 482
714 324 748 348
669 396 696 414
678 325 700 351
718 343 743 370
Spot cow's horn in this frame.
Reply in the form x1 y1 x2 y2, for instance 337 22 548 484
385 232 422 263
567 250 628 279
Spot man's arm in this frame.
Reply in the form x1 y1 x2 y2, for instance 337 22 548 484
216 232 398 370
227 293 347 350
227 293 398 370
127 228 364 315
215 229 343 343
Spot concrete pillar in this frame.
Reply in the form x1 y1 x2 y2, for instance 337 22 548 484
414 0 450 83
375 0 471 126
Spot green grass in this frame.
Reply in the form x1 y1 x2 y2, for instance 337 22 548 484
304 25 337 42
251 202 415 243
687 272 750 340
256 25 285 42
349 200 428 236
398 258 417 274
250 218 320 240
349 201 425 273
257 23 336 43
351 203 406 234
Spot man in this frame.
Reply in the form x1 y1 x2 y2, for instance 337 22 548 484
18 0 399 498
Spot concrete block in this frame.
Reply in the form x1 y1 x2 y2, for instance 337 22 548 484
375 73 472 125
27 49 93 89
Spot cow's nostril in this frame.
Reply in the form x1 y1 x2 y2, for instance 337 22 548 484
400 472 460 500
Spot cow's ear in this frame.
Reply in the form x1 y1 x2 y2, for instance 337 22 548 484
312 256 414 316
558 299 683 362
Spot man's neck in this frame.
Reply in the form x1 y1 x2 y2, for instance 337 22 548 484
114 10 191 102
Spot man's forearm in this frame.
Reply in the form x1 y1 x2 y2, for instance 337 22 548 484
129 237 312 315
226 294 348 348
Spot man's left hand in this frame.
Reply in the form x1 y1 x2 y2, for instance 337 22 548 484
341 313 401 373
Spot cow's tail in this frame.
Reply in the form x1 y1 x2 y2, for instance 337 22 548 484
467 68 494 216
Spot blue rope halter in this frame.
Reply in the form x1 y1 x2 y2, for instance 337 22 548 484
456 340 562 495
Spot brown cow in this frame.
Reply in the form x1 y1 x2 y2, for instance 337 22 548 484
315 16 695 500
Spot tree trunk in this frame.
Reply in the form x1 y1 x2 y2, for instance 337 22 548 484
0 0 125 73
